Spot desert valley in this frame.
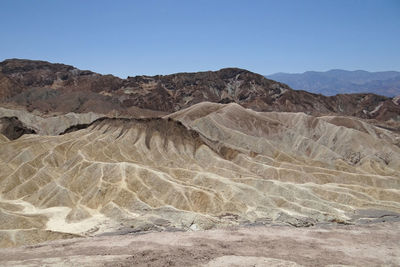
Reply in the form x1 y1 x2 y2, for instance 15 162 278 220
0 59 399 266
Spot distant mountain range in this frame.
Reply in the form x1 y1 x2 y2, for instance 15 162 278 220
267 70 400 97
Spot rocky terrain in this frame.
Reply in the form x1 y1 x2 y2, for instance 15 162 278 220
0 102 399 248
0 59 399 265
1 59 400 124
0 222 399 266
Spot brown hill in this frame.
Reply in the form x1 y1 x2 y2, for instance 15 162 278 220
1 59 399 125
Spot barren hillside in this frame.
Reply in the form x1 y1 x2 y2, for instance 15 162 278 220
1 102 399 248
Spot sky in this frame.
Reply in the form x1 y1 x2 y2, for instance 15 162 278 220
1 0 399 78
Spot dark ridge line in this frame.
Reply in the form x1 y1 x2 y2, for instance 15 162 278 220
374 124 400 134
59 116 187 135
58 115 246 161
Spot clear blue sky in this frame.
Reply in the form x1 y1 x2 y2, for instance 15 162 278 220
1 0 399 77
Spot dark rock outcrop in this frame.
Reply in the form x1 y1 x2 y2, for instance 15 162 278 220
1 59 399 124
0 117 36 140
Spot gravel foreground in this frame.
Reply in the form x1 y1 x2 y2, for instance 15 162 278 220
0 222 399 267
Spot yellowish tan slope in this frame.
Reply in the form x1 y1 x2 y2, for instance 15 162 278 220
0 102 399 247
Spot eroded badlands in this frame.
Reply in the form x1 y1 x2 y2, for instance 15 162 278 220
0 102 399 248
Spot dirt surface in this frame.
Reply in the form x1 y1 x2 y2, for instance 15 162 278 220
0 222 398 267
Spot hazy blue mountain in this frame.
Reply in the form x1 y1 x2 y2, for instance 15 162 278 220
267 70 400 97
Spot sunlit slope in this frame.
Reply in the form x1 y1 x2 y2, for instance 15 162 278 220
0 102 399 247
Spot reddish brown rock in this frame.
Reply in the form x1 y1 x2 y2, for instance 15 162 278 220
1 59 399 124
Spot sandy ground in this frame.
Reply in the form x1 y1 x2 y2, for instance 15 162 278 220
0 222 399 267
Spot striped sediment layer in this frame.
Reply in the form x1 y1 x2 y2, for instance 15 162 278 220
0 102 399 247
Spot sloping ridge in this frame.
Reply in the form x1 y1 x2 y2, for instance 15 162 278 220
1 59 400 127
0 102 399 248
0 107 104 136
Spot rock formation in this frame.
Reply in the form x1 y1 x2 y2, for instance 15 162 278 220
0 102 399 248
1 59 400 125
